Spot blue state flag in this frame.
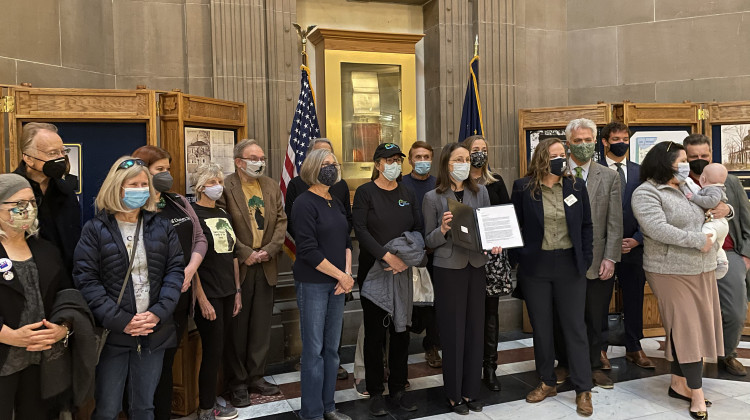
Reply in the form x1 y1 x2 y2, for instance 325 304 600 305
458 55 484 142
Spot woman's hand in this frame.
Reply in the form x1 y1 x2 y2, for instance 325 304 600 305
440 211 453 235
0 321 45 348
124 312 159 336
199 297 217 321
701 233 714 253
182 265 196 293
233 292 242 317
486 246 503 255
382 252 408 274
26 320 68 351
335 272 354 295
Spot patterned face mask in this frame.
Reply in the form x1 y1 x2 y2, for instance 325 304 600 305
470 151 488 168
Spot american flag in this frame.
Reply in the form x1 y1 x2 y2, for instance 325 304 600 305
280 65 320 258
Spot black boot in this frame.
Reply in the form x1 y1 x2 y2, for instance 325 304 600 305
483 365 501 391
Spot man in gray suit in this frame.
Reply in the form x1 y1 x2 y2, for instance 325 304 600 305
684 133 749 377
554 118 623 389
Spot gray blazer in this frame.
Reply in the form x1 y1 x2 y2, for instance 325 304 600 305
632 180 717 275
423 185 490 269
585 163 624 279
725 174 750 259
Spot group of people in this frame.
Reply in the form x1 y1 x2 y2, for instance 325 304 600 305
0 118 747 420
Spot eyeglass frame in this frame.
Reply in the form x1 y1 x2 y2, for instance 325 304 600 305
1 199 37 215
117 158 146 170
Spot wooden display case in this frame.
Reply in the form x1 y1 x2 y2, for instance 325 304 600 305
159 91 247 196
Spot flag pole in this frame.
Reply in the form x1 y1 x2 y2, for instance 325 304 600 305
474 34 479 57
293 24 317 67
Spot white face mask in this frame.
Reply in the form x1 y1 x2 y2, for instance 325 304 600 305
203 184 224 201
450 162 471 182
242 159 266 178
674 162 690 182
382 162 402 181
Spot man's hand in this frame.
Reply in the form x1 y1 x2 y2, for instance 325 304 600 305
710 202 730 219
599 259 615 280
622 238 639 254
257 250 270 262
742 255 750 272
244 251 262 266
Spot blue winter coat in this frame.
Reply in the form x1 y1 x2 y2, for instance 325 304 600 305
73 210 184 351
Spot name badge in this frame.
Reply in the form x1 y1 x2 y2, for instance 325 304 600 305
564 194 578 207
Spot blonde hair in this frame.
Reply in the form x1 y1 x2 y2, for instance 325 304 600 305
95 156 157 213
462 135 499 184
300 149 340 186
191 163 225 199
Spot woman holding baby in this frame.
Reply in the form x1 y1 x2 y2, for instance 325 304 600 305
632 140 725 420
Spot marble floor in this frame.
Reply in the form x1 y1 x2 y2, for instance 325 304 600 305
176 334 750 420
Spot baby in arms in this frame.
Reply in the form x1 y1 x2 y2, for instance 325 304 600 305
681 163 729 278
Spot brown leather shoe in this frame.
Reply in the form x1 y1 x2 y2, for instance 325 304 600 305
554 365 569 385
600 350 611 370
576 391 593 416
721 356 748 376
248 378 280 396
425 347 443 368
526 382 557 403
626 350 655 369
592 369 614 389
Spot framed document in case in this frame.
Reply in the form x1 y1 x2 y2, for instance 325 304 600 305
447 199 524 252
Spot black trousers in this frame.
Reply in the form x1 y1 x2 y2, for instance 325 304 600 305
484 295 500 368
616 260 647 352
153 290 190 420
361 296 410 396
670 336 704 389
521 249 592 393
555 276 615 371
411 305 440 351
0 365 50 420
434 265 486 401
195 295 235 409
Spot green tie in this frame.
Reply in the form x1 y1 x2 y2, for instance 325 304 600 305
575 166 583 179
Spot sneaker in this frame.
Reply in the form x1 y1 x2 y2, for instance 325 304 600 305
354 379 369 398
425 347 442 368
229 388 251 408
369 394 388 416
197 408 216 420
213 402 239 420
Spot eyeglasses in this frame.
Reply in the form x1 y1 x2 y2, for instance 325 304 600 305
117 159 146 170
385 157 403 164
36 148 70 159
244 157 266 163
450 158 469 164
321 163 341 169
2 199 37 215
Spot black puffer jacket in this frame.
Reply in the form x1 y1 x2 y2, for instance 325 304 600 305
73 210 184 351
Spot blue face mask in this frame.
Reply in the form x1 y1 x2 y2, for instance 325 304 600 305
123 187 151 209
414 161 431 175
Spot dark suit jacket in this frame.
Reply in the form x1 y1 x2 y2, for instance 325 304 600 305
219 173 287 286
620 160 644 265
510 176 593 278
725 174 750 259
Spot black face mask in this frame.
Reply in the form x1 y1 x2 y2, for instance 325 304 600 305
152 171 174 193
549 157 566 176
608 142 629 157
317 164 338 186
689 159 709 175
42 158 67 179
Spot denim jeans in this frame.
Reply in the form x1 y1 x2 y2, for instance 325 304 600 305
296 281 345 420
92 344 165 420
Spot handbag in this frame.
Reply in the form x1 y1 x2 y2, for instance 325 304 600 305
94 215 142 362
485 249 513 296
412 266 434 306
606 274 626 346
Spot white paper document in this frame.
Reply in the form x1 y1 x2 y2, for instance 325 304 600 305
476 204 524 250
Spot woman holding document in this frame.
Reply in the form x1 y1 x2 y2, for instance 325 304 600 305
510 138 594 416
423 142 501 415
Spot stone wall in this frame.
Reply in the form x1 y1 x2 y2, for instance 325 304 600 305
567 0 750 105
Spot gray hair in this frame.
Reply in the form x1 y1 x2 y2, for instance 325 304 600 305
565 118 598 141
191 163 225 197
310 137 334 152
300 149 340 186
234 139 261 159
21 122 58 154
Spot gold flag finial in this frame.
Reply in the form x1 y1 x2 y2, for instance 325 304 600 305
293 24 317 67
474 35 479 57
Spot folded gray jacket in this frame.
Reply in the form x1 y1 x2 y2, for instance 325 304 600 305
361 231 426 332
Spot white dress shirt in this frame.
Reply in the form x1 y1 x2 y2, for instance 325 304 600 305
605 156 628 183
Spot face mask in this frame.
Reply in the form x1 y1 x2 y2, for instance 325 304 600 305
152 171 173 193
689 159 709 175
202 184 224 201
382 162 402 181
674 162 691 182
450 162 471 182
608 142 629 157
413 161 431 175
42 157 67 179
317 164 338 186
569 142 596 163
549 157 566 176
470 151 488 168
3 204 37 231
242 160 266 178
122 187 151 209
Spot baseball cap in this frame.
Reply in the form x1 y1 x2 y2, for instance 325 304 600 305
372 143 405 161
